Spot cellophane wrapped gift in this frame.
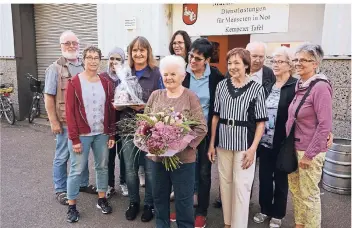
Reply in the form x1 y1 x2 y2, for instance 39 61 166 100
113 63 144 106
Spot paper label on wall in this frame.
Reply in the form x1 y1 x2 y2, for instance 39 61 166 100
124 17 136 30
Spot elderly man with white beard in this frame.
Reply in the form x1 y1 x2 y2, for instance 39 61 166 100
44 30 97 206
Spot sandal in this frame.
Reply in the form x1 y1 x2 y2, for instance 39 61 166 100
79 185 98 194
56 192 68 205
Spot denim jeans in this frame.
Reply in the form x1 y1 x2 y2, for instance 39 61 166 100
195 137 212 216
121 136 153 206
151 160 195 228
53 127 89 193
67 134 109 200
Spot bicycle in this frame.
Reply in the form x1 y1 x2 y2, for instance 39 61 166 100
26 73 45 123
0 73 16 125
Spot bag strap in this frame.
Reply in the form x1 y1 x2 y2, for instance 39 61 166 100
294 79 327 118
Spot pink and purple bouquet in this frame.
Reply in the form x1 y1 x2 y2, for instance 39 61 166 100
134 107 199 171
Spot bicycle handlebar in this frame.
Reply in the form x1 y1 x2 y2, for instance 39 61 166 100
26 73 40 82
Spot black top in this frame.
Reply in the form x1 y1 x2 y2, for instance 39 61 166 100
265 76 298 150
262 65 276 96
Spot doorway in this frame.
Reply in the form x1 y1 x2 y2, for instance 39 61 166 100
207 34 250 75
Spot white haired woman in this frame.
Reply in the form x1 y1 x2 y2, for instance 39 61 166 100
253 47 297 228
287 44 332 228
145 55 207 228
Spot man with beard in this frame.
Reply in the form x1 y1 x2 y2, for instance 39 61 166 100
44 30 96 206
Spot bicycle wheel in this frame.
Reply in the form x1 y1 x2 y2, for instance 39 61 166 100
28 98 39 123
2 98 15 125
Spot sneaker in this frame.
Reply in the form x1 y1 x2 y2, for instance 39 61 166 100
170 212 176 222
125 202 140 220
269 218 282 228
106 186 116 199
141 205 154 222
96 198 112 214
120 184 129 197
67 207 79 223
139 167 145 187
56 192 68 205
253 213 269 223
195 215 207 228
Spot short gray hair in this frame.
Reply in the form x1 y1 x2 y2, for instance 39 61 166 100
59 30 79 44
295 43 324 65
272 46 295 74
246 41 268 55
159 55 186 75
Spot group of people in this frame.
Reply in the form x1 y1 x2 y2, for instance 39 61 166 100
44 29 333 228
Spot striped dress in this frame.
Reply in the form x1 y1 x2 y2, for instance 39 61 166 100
214 78 268 151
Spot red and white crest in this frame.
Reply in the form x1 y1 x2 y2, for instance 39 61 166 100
182 4 198 25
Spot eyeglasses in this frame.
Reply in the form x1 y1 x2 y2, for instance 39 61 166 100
270 60 288 65
172 41 185 46
110 57 122 61
85 56 100 61
189 53 205 62
292 58 315 64
251 55 265 60
61 41 79 47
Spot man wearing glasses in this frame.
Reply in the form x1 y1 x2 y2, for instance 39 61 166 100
44 30 96 206
245 41 276 202
246 41 276 94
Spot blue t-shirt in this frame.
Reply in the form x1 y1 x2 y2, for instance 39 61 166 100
135 67 147 79
187 63 211 121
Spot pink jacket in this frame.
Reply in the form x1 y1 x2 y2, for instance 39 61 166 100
286 74 333 160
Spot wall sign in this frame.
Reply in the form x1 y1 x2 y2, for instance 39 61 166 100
173 4 290 36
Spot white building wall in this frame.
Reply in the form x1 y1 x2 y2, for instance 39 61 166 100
0 4 15 58
250 4 325 45
321 4 351 56
97 4 172 59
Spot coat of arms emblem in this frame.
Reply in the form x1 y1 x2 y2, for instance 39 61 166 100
183 4 198 25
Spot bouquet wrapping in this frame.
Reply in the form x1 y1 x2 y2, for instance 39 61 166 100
134 108 199 171
113 64 144 106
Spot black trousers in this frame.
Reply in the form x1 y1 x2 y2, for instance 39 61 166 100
195 137 212 216
108 136 126 187
258 145 288 219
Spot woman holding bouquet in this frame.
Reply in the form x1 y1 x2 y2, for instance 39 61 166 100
145 55 207 228
208 48 267 228
118 36 164 222
168 30 192 204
